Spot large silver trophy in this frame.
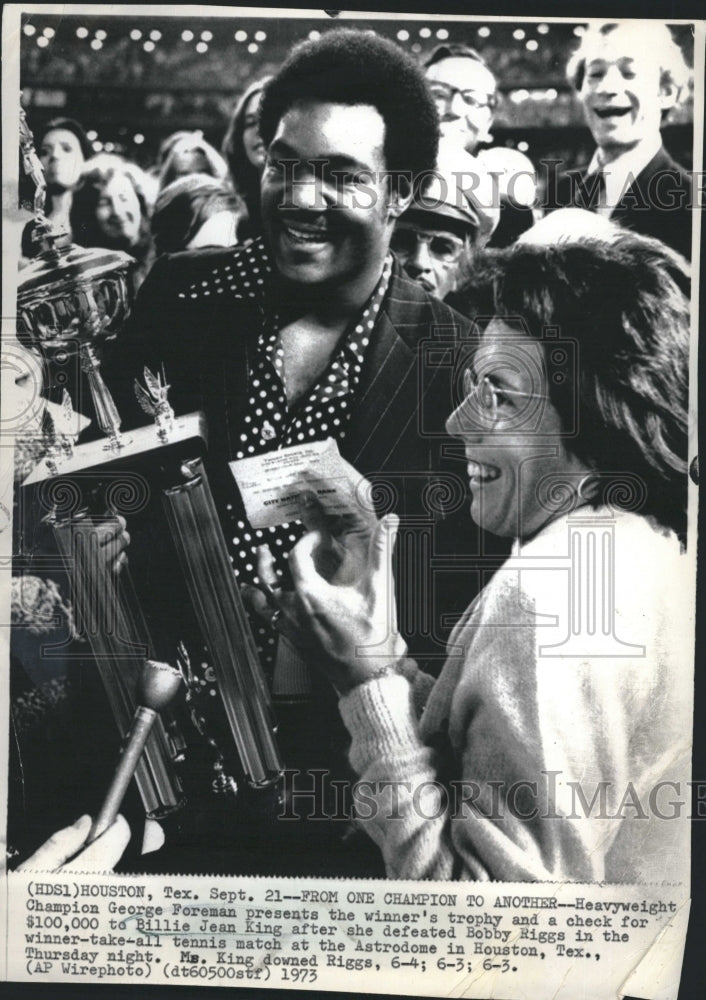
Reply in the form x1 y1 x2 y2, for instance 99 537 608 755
17 107 134 450
17 111 283 827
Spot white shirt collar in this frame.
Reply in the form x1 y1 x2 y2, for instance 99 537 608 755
585 135 663 217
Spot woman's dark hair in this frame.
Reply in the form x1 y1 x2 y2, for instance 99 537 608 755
259 28 439 193
151 173 240 256
39 117 93 161
20 118 93 257
221 77 271 239
454 237 690 537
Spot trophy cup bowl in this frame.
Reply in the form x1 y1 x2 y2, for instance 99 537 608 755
17 240 135 351
17 107 137 451
17 236 136 449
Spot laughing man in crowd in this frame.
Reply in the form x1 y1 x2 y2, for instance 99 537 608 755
557 21 693 259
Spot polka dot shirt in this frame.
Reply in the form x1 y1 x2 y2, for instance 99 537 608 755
181 239 393 689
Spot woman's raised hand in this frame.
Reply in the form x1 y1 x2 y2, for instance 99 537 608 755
241 483 408 694
285 506 407 694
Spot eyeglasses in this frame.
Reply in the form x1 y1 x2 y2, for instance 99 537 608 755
429 82 497 111
461 369 547 427
391 226 467 263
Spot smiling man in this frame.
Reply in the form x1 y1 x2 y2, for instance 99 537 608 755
556 21 693 259
115 26 460 661
108 28 475 873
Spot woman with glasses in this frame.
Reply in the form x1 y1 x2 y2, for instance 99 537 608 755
258 234 692 883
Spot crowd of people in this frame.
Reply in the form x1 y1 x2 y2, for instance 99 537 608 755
11 22 695 881
20 21 693 282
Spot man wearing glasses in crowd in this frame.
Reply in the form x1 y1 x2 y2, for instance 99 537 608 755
391 140 499 300
425 44 535 247
425 43 498 154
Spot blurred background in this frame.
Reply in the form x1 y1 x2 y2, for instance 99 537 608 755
18 11 695 175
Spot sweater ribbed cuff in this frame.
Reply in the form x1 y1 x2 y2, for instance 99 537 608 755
339 674 421 760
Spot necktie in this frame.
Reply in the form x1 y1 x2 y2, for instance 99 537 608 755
580 170 606 213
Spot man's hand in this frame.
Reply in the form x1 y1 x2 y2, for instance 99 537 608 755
72 515 130 575
17 814 130 873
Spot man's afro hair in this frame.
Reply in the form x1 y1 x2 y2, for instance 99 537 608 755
259 28 439 186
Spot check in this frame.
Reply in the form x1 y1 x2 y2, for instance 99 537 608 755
229 438 373 529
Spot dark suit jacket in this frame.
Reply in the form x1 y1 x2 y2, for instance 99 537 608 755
107 246 485 664
554 145 692 260
112 248 465 490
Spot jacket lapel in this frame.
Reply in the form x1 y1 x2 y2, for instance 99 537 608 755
564 168 605 211
343 307 419 472
343 267 466 475
611 146 671 221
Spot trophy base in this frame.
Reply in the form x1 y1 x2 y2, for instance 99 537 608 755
22 413 207 485
102 434 133 452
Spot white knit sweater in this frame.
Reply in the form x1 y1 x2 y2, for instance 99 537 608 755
339 508 693 883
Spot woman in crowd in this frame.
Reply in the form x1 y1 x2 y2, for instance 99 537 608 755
70 154 154 291
21 117 92 257
222 76 271 242
156 130 229 192
261 233 692 883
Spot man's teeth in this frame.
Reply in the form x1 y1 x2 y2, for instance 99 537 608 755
467 461 500 482
284 223 329 243
595 107 631 118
